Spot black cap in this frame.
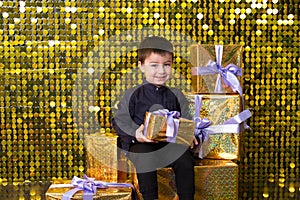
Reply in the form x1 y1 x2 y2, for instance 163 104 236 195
138 36 173 53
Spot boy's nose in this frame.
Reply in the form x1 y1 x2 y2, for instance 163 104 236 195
157 65 166 73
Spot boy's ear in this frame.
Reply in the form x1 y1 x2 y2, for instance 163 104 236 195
138 61 145 72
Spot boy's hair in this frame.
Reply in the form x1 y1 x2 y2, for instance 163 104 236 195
138 36 173 64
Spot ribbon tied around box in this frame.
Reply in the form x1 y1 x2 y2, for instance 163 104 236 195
48 174 134 200
191 45 243 98
143 109 180 143
193 95 252 159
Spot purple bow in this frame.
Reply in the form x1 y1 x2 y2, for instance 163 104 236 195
194 117 211 136
61 175 133 200
194 117 211 156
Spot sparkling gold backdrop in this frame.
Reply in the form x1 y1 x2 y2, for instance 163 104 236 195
0 0 299 199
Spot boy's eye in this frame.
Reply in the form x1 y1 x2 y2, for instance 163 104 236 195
149 64 171 68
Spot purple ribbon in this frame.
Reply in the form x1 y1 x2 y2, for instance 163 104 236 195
193 95 252 158
191 45 243 98
194 95 202 118
193 117 211 158
194 109 252 159
61 175 134 200
144 109 180 143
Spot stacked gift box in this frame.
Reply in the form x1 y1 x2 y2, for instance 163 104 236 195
84 132 128 183
188 44 251 161
186 44 252 199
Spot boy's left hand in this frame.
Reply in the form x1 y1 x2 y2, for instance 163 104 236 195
190 136 198 149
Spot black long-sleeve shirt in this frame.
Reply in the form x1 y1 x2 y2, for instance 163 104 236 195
112 81 191 152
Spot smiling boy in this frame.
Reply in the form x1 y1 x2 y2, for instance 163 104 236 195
112 36 196 200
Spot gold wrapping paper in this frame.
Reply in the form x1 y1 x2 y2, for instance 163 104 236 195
85 132 128 183
187 94 243 160
194 159 238 200
144 112 195 146
157 159 238 200
45 180 132 200
190 44 243 93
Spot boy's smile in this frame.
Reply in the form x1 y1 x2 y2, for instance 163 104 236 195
139 52 173 87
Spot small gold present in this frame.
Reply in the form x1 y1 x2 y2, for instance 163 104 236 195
85 132 128 183
190 44 243 94
143 109 195 146
187 94 247 160
45 178 133 200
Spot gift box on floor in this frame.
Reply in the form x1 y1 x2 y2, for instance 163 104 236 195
45 177 133 200
187 94 250 160
143 109 195 146
194 159 238 200
190 44 243 94
157 159 238 200
85 132 128 183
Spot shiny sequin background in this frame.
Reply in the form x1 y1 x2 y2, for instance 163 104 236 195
0 0 299 199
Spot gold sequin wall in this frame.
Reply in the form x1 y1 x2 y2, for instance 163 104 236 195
0 0 299 199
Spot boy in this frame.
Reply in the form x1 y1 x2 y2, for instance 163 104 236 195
112 36 196 200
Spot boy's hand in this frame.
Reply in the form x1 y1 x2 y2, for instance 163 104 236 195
190 136 199 149
135 124 155 143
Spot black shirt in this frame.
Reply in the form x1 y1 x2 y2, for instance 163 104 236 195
112 81 191 151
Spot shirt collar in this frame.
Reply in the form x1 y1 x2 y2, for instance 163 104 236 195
142 79 166 92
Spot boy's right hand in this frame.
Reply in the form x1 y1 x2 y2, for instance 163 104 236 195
135 124 155 143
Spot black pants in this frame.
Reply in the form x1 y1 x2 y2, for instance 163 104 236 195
128 142 195 200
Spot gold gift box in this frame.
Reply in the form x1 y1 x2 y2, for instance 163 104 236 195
157 159 238 200
144 111 195 146
45 180 133 200
85 132 128 183
187 94 243 160
194 159 238 200
190 44 243 93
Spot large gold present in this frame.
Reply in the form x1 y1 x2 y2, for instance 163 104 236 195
85 132 128 183
157 159 238 200
187 94 247 160
143 109 195 146
45 178 133 200
190 44 243 94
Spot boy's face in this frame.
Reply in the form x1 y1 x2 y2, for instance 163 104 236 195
139 52 173 87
